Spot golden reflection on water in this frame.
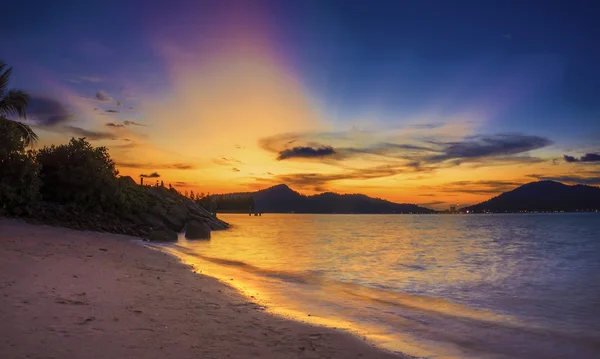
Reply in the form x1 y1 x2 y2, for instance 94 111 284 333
160 214 600 359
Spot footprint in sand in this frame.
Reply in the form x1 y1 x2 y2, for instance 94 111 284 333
55 297 88 305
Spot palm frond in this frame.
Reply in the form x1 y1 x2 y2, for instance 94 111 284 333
0 63 10 98
0 89 29 118
13 120 39 147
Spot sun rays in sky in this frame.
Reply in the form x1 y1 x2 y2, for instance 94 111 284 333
3 0 600 209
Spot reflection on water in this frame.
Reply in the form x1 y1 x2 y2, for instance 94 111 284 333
162 213 600 359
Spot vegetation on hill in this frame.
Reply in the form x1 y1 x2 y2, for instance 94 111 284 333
0 63 227 239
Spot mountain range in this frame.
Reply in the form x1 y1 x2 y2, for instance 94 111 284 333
207 181 600 214
462 181 600 213
215 184 434 214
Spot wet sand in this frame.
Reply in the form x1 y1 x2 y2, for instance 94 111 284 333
0 218 403 359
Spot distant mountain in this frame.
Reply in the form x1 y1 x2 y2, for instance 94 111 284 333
462 181 600 213
211 184 434 214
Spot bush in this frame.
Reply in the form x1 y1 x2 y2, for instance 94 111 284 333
114 180 151 213
36 138 119 211
0 117 41 212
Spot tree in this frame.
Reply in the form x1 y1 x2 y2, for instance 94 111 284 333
0 117 40 211
36 138 119 210
190 190 195 200
0 63 36 147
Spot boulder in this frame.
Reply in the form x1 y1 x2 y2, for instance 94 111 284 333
118 176 137 187
169 204 190 224
162 213 184 232
121 212 143 225
138 212 167 229
189 213 229 231
147 229 178 242
148 204 168 218
185 220 211 240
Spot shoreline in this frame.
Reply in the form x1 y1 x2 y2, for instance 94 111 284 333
0 218 405 359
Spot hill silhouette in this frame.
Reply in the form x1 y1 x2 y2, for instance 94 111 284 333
462 181 600 213
212 184 434 214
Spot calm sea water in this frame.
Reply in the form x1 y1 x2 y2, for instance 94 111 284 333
163 213 600 359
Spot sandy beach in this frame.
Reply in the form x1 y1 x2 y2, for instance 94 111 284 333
0 218 402 359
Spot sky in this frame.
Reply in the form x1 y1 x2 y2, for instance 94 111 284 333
2 0 600 209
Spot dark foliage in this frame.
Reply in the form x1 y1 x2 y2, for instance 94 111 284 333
0 117 41 212
36 138 120 211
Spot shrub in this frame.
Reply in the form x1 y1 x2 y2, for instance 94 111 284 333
36 138 119 211
0 117 41 212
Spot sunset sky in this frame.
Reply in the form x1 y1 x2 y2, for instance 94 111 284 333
2 0 599 209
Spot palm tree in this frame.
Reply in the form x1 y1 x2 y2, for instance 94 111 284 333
0 62 37 146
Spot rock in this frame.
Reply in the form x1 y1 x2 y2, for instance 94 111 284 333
162 214 184 232
122 212 143 225
189 213 228 231
148 204 168 218
138 213 167 229
185 220 211 240
147 229 178 242
118 176 137 187
169 204 190 224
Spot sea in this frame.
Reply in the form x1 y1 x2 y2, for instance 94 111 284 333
162 213 600 359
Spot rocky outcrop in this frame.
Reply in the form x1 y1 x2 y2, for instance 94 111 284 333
169 204 189 224
138 213 167 230
161 214 184 232
13 184 229 242
148 229 178 242
184 220 211 240
117 176 137 187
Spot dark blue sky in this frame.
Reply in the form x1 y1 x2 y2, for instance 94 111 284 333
3 0 599 138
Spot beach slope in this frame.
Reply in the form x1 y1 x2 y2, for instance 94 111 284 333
0 218 401 359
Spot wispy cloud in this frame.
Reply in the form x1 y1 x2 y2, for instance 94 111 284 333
28 96 73 126
63 126 116 140
261 132 551 165
257 130 552 189
68 76 102 84
563 153 600 163
254 164 407 191
116 161 197 170
140 172 160 178
213 157 243 166
426 134 552 162
527 173 600 185
421 180 523 195
105 109 120 113
105 122 124 128
96 90 114 102
277 146 336 160
123 120 148 127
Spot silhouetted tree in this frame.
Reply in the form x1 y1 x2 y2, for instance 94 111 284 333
0 63 36 147
0 116 40 211
36 138 119 210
